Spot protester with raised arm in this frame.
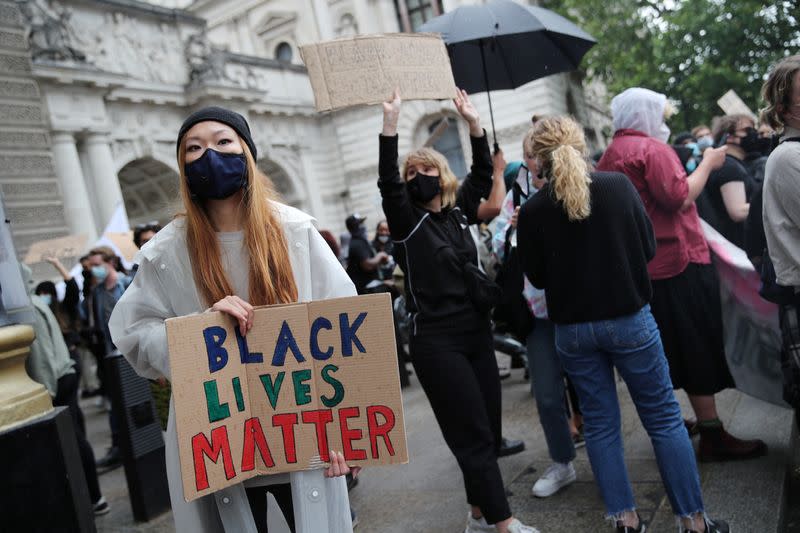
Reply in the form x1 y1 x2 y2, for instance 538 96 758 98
378 89 536 533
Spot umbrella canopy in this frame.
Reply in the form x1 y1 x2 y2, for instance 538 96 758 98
419 0 596 94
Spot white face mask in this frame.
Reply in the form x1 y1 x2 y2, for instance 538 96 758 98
657 123 671 143
377 235 390 244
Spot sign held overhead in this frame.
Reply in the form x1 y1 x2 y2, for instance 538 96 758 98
23 234 88 265
716 89 757 120
300 33 457 112
166 293 409 501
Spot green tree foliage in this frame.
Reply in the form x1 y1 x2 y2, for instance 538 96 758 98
540 0 800 130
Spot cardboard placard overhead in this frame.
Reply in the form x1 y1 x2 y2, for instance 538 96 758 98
166 293 408 502
300 33 457 112
23 234 88 265
717 89 757 120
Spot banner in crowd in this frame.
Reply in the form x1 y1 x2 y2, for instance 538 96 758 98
166 293 409 502
701 221 786 406
300 33 457 112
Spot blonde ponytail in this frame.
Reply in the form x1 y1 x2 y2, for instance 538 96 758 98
528 116 592 221
550 144 591 221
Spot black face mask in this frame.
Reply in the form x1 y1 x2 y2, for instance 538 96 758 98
407 172 441 203
184 148 247 200
740 128 772 157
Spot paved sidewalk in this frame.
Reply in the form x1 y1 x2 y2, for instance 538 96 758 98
88 359 796 533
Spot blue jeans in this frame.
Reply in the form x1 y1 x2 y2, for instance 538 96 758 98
527 319 576 464
554 305 704 519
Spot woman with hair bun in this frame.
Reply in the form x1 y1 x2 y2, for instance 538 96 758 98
517 116 729 533
109 106 358 532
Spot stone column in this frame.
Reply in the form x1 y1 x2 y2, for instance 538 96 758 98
235 17 256 55
311 0 334 40
50 132 98 242
85 133 126 230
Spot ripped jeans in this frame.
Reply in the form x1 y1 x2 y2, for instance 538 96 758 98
554 305 704 520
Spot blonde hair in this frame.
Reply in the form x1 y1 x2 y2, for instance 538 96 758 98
529 116 592 221
760 54 800 131
400 147 459 208
177 139 298 308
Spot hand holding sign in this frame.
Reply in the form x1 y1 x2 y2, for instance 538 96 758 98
382 88 401 137
324 450 361 479
211 295 255 336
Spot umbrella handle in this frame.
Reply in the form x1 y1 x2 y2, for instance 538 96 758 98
493 142 500 155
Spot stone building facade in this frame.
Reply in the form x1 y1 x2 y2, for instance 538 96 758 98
2 0 610 272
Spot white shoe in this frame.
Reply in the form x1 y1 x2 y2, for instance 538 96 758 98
531 461 576 498
464 512 494 533
507 518 541 533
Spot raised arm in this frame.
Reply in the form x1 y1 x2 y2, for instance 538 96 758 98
476 148 508 222
682 146 727 209
378 89 418 240
453 90 493 224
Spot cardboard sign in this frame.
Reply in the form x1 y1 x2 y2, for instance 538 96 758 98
300 33 457 112
717 89 757 120
104 231 138 262
23 234 88 265
166 293 408 502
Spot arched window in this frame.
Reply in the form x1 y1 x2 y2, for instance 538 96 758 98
275 42 293 63
395 0 443 32
337 14 358 37
428 117 466 179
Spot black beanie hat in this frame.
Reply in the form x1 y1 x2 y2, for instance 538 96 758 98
176 106 257 162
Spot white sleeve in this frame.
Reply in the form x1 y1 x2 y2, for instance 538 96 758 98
108 256 174 380
308 227 357 300
491 188 516 260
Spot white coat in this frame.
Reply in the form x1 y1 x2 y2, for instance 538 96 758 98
109 203 357 532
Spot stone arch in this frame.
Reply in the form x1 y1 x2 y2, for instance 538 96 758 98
258 157 306 211
117 157 180 226
411 111 469 179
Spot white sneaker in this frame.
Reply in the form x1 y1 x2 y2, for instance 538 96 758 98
506 518 541 533
531 461 576 498
464 512 494 533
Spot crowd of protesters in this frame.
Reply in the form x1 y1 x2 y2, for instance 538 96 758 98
19 53 800 533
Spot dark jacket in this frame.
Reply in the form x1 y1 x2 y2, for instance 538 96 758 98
517 171 656 324
378 133 493 336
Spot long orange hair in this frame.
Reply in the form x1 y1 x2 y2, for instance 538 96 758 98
177 140 298 307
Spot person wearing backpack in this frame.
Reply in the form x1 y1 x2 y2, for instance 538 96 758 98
761 55 800 416
491 130 578 499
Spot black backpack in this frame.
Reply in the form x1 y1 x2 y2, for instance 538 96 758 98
492 183 534 341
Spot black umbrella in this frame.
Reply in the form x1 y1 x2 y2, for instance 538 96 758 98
419 0 596 147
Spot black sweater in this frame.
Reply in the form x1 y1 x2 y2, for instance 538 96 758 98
378 133 493 336
517 172 656 324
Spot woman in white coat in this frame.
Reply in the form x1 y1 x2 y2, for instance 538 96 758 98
109 107 358 532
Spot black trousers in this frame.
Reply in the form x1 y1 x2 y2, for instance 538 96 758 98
410 322 511 524
246 484 295 533
54 372 102 504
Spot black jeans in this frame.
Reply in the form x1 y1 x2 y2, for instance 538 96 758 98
54 372 102 504
410 322 510 524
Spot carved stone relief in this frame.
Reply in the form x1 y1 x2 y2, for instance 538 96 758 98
18 0 86 62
